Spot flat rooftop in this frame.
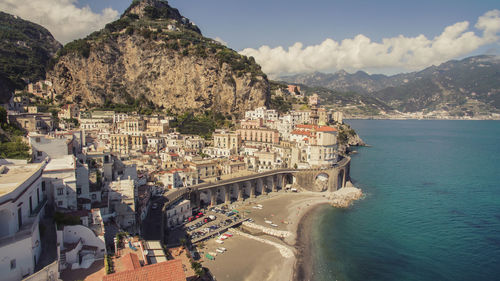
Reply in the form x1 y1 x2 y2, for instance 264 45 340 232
0 163 44 196
44 155 75 172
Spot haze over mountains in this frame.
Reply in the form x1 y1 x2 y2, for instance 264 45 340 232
282 55 500 118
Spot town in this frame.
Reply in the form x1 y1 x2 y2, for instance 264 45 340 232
0 81 352 281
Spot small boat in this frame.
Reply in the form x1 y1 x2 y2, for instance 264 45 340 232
265 220 273 224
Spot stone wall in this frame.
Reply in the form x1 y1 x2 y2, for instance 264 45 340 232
294 157 350 192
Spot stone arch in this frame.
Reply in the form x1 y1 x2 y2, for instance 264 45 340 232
255 179 263 196
242 181 251 198
337 169 345 190
200 190 210 207
229 184 239 201
216 187 226 204
315 172 330 191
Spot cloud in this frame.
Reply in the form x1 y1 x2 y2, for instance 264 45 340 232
0 0 119 44
240 10 500 76
214 36 228 46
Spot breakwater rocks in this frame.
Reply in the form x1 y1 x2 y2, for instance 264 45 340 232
329 184 363 208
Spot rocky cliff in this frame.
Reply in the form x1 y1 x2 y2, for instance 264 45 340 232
48 0 269 116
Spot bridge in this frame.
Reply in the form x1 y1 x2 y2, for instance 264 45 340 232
159 157 351 242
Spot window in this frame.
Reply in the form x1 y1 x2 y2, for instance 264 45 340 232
58 201 63 206
92 194 97 200
37 151 42 157
57 188 64 196
10 259 16 270
76 188 81 195
35 137 40 142
41 181 46 191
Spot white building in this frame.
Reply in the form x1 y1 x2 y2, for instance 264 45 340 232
290 125 338 168
0 162 47 281
159 168 198 189
43 155 91 210
244 107 279 121
165 199 191 229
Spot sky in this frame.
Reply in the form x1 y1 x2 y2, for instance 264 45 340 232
1 0 499 76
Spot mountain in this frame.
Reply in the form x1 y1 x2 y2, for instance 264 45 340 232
282 55 500 117
0 11 61 103
282 70 404 94
372 56 500 115
48 0 269 117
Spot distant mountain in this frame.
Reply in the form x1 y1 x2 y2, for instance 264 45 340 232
48 0 269 116
282 70 405 94
282 55 500 117
0 11 61 102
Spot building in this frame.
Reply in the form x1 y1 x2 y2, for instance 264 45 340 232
236 128 280 144
110 134 145 154
213 130 240 154
287 85 301 95
165 199 191 228
58 104 79 120
309 93 320 107
43 155 91 210
119 117 146 136
290 125 338 168
244 107 278 121
188 159 218 179
108 179 136 231
8 113 54 133
28 132 82 162
159 168 198 189
332 111 344 124
0 162 47 281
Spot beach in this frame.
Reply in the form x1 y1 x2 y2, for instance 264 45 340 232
200 189 361 281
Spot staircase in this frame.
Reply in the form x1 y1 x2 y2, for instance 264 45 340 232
59 252 67 270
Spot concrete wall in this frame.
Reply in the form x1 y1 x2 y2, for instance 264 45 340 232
22 261 59 281
62 225 105 258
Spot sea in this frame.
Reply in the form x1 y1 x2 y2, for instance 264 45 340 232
310 120 500 281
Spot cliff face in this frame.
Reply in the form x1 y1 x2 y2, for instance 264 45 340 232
48 0 269 116
0 11 61 102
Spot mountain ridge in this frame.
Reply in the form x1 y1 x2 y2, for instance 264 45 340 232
281 55 500 117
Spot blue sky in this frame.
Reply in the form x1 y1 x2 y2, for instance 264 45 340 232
2 0 499 75
76 0 500 50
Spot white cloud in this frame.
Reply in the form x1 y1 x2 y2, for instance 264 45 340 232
214 36 228 46
0 0 119 44
240 10 500 76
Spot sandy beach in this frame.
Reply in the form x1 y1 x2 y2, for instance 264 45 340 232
199 190 338 281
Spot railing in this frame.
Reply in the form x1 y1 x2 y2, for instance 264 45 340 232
30 196 47 217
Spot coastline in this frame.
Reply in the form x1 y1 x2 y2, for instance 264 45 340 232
293 203 326 281
202 187 363 281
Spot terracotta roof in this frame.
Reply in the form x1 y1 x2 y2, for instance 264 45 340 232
317 126 337 132
296 124 315 129
121 253 142 271
103 259 186 281
291 130 312 137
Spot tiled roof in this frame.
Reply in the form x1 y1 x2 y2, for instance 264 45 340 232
121 253 142 271
317 126 337 132
291 130 312 136
103 259 186 281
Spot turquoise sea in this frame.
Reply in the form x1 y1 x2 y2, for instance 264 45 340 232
311 120 500 281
